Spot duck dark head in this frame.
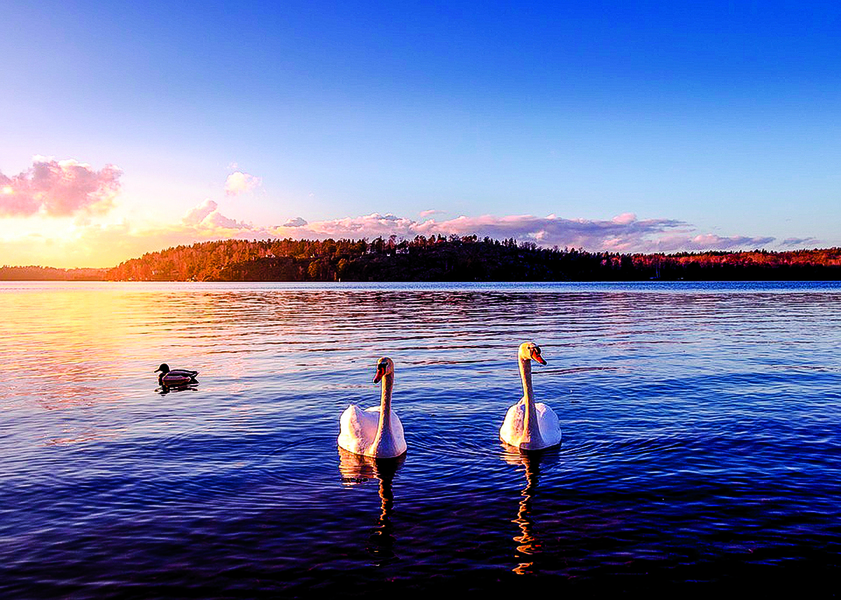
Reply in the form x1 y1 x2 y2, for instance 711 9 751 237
155 363 171 374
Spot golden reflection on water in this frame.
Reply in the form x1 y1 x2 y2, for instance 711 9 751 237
501 447 560 575
0 285 142 410
0 284 279 412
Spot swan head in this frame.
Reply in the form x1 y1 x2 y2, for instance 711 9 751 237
155 363 171 374
519 342 547 365
373 357 394 383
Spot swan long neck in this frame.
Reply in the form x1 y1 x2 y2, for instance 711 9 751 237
375 372 395 439
520 356 535 404
519 356 544 446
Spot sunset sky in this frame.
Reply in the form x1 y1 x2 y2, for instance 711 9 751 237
2 1 841 267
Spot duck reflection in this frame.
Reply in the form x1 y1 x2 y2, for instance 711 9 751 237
156 383 199 396
338 447 405 565
501 446 560 575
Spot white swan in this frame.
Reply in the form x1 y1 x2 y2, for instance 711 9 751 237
500 342 561 451
338 357 407 458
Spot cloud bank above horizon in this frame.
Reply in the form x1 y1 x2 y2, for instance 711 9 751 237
158 202 779 256
0 202 799 269
0 157 806 268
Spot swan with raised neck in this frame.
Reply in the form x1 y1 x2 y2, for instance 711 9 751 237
500 342 562 451
338 357 407 458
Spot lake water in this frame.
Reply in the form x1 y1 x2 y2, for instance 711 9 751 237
1 281 840 596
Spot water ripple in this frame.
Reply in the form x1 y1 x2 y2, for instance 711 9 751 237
2 281 841 596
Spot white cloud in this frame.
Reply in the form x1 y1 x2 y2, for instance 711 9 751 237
611 212 637 225
224 171 261 196
0 157 122 217
183 199 218 224
282 217 308 227
182 199 249 230
202 210 249 229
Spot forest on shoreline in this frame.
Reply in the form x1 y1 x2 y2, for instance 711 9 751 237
5 237 841 282
0 266 107 281
100 236 841 282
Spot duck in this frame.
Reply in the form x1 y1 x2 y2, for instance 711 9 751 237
500 342 561 451
338 357 407 459
155 363 199 387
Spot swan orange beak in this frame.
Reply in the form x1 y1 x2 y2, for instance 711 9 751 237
531 350 547 365
373 365 386 383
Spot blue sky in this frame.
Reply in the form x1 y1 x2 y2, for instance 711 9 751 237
2 1 840 266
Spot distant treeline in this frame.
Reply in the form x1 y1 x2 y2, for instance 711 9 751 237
103 236 841 281
0 265 107 281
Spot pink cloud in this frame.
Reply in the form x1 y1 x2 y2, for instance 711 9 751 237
0 157 122 217
611 212 637 225
202 210 249 229
183 199 218 224
181 200 250 230
224 171 261 196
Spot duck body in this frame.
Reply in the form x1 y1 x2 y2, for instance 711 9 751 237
500 342 561 451
338 357 407 459
155 363 198 387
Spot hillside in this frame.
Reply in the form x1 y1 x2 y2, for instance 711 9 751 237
104 236 841 282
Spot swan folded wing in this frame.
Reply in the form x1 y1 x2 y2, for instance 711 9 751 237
499 400 527 445
500 400 562 448
381 410 407 456
338 404 381 454
383 409 405 440
361 407 406 457
535 402 562 446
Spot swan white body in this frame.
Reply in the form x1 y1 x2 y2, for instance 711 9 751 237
500 342 561 451
338 357 407 458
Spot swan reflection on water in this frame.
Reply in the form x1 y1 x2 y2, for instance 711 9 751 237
338 447 406 565
501 446 561 575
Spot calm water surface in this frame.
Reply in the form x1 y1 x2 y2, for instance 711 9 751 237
1 281 840 596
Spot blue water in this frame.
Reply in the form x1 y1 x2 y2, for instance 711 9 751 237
1 281 840 596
